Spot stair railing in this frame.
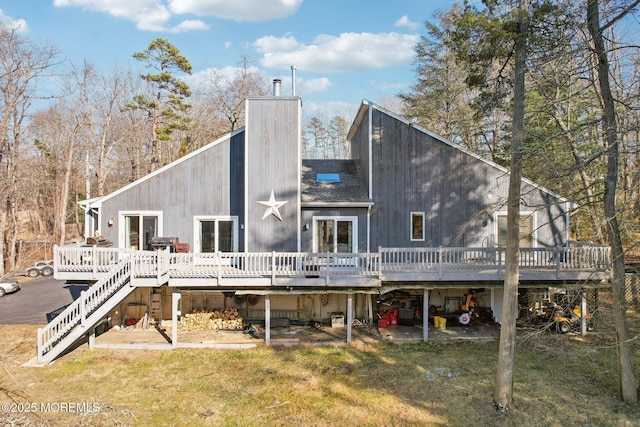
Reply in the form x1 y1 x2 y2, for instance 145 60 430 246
37 258 132 363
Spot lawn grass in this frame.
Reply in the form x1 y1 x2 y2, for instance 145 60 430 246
1 311 639 426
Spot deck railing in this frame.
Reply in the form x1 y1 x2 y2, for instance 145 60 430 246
54 245 612 282
168 251 381 278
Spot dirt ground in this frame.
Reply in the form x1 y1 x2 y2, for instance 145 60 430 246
92 318 501 348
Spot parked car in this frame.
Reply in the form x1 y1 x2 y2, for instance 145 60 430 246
26 261 54 278
0 279 20 297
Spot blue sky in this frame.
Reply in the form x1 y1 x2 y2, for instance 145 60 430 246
0 0 458 120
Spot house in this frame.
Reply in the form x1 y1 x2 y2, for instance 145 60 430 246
37 83 611 363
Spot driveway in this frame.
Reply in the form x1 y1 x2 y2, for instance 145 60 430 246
0 276 88 325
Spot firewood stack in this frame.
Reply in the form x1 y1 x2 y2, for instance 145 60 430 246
179 308 243 331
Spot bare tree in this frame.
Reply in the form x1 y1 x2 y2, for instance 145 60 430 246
0 28 59 273
327 116 349 159
306 117 327 159
30 62 94 246
201 56 269 133
90 65 140 196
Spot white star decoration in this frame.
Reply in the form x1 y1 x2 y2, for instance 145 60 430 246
257 189 288 221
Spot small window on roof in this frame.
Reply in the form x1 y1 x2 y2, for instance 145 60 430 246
316 173 340 183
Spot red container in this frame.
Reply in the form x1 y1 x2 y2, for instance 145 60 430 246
378 318 389 328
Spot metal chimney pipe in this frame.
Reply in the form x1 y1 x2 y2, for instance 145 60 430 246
272 79 281 96
291 65 296 96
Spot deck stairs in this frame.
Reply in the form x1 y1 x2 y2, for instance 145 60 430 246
37 258 137 363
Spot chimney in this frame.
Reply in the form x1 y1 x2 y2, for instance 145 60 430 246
272 79 281 96
291 65 296 96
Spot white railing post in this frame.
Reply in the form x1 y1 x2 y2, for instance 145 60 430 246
555 246 561 278
272 251 276 284
53 245 59 279
326 251 330 285
92 245 98 277
216 251 221 279
438 246 443 279
129 248 135 279
80 290 87 327
37 328 44 363
157 249 161 283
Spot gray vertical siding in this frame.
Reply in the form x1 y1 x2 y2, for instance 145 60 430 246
245 97 301 252
100 132 245 249
355 106 568 249
96 97 568 255
349 105 371 196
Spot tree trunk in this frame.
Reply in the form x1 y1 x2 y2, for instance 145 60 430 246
57 139 75 246
0 210 5 276
586 0 638 405
494 0 528 410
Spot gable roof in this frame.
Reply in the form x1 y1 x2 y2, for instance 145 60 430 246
81 127 244 209
348 99 573 207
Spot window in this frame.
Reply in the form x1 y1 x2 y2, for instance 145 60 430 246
313 217 357 253
194 216 237 252
316 173 340 183
411 212 425 241
497 213 534 247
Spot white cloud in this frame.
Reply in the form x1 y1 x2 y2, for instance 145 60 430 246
54 0 289 32
187 65 269 90
54 0 173 31
168 0 302 22
254 32 419 73
167 19 209 33
395 15 419 31
0 9 29 33
187 65 331 98
297 77 331 95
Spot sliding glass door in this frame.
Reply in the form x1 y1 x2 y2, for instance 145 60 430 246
195 216 237 253
120 212 162 250
314 217 357 253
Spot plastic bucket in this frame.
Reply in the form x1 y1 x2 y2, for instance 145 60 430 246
439 317 447 330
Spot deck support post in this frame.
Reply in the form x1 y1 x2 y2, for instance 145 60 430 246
172 291 181 349
346 293 353 344
580 290 587 336
265 294 271 346
367 293 373 325
423 289 429 342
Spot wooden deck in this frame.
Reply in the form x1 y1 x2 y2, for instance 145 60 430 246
53 245 612 286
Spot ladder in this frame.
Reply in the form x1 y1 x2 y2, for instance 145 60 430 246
150 292 162 327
